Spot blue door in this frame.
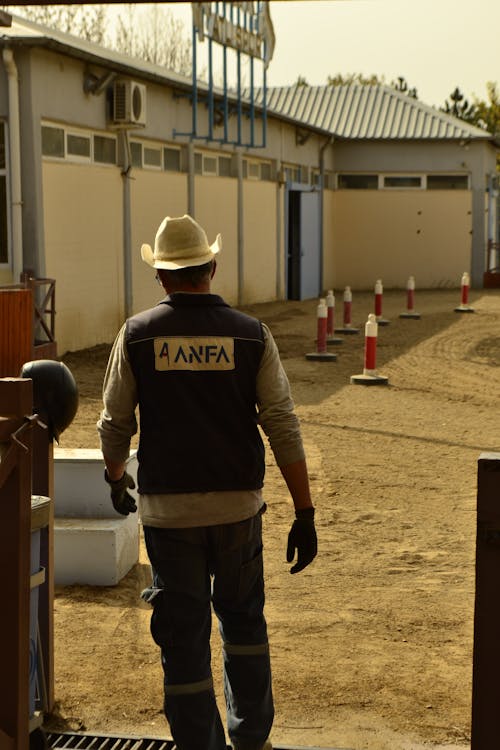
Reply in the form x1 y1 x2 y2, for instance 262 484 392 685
287 187 321 300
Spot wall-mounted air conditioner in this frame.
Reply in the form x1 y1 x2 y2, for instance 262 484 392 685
113 79 147 127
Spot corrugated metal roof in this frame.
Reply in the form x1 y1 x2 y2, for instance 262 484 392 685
0 14 493 144
261 84 491 141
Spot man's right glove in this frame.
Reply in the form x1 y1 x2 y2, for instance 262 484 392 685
104 470 137 516
286 506 317 574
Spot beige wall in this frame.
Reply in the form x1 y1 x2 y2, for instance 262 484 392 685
42 162 123 354
130 171 188 315
194 176 238 304
242 181 277 304
0 269 13 285
322 189 336 292
327 190 473 289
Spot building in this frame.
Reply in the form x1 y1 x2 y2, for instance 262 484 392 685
0 11 498 354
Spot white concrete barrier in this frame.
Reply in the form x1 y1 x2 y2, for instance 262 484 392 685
53 448 139 586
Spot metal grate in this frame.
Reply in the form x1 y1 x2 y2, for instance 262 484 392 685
46 732 344 750
46 733 174 750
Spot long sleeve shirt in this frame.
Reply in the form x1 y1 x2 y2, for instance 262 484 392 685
97 317 305 528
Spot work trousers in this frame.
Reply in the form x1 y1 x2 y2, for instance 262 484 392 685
143 510 274 750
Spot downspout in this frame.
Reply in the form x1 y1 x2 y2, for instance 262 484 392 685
319 135 334 293
119 129 133 319
2 48 23 282
236 150 244 305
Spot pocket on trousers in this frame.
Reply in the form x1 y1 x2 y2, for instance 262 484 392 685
238 545 264 603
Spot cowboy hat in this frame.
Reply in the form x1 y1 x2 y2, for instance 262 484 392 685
141 214 221 270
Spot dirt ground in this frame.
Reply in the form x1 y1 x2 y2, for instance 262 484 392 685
46 287 500 750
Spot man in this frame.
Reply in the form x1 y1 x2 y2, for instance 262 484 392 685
98 215 317 750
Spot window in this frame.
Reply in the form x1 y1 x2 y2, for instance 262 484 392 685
194 152 203 174
144 146 162 168
203 155 217 175
218 156 232 177
67 133 91 160
338 174 378 189
248 161 260 180
427 175 468 190
383 175 422 189
164 147 181 172
130 141 143 168
93 135 116 165
0 123 7 264
41 125 65 158
260 162 272 182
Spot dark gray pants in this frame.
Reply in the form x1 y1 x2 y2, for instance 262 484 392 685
143 510 273 750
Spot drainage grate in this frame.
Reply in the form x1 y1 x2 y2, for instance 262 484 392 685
45 732 345 750
46 732 175 750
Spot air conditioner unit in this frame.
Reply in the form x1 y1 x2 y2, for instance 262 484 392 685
113 79 147 127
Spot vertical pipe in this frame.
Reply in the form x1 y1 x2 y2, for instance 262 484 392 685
192 21 198 137
276 173 282 299
119 130 133 320
2 49 23 282
223 45 228 143
188 141 195 218
237 150 244 304
208 37 214 142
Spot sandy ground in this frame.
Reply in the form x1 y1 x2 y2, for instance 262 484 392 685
45 287 499 750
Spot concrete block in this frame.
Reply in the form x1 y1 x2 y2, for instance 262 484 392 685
53 448 138 519
54 513 139 586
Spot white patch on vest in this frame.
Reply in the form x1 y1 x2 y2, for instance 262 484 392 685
154 337 235 371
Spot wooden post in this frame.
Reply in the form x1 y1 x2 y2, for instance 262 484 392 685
471 452 500 747
0 378 33 750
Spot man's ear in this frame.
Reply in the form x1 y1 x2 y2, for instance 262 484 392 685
210 260 217 279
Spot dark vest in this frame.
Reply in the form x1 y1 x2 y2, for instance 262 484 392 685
126 293 266 494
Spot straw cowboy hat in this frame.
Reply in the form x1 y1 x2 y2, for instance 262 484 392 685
141 214 222 270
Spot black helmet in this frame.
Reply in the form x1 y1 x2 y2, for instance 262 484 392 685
20 359 79 442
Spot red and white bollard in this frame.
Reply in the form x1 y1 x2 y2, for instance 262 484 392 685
455 271 474 313
306 298 337 361
399 275 421 319
326 290 343 344
335 286 360 334
374 279 390 326
350 313 389 385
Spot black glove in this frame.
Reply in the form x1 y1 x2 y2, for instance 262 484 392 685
104 470 137 516
286 506 317 574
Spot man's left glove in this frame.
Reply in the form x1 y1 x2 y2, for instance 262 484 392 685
104 470 137 516
286 506 317 574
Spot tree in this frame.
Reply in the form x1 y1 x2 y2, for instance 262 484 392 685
114 4 191 75
327 72 381 87
471 82 500 136
3 4 108 43
442 87 477 123
390 76 418 99
2 3 192 76
327 73 418 98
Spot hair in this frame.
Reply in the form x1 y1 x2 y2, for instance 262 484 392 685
159 260 214 288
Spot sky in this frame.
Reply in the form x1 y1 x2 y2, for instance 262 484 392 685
165 0 500 110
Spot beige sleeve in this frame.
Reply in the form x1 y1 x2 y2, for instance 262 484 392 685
256 323 305 467
96 323 138 463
